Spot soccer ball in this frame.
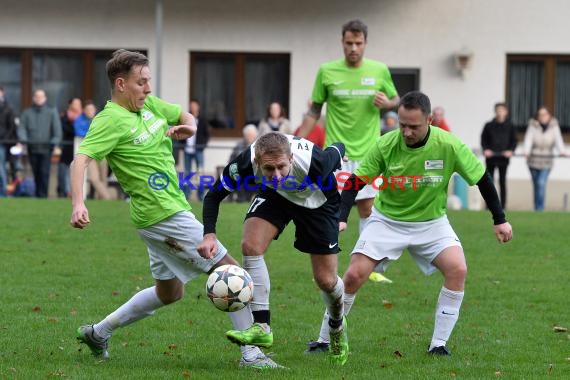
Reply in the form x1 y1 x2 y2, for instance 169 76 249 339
206 264 254 312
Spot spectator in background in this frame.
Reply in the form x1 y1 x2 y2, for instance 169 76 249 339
74 101 111 200
229 124 258 202
17 89 62 198
294 100 325 148
0 85 17 197
258 102 291 135
431 106 451 132
381 111 399 135
523 106 567 211
58 98 82 198
481 102 517 209
183 99 210 201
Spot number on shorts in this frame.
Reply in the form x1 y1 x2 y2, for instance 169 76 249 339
247 197 266 214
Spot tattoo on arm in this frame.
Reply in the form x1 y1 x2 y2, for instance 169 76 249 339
308 102 323 119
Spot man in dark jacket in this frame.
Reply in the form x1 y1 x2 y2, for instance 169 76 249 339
481 102 517 209
0 85 18 197
17 89 62 198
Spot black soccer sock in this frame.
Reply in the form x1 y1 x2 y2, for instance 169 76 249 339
328 317 342 330
252 310 270 326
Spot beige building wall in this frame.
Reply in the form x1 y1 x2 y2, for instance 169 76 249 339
2 0 569 207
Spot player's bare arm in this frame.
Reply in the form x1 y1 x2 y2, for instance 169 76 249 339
297 102 323 138
69 153 93 229
374 92 400 110
166 111 197 140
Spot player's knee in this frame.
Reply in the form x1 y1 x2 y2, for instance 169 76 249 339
314 274 337 292
343 268 365 291
241 239 264 256
446 263 467 282
158 288 184 305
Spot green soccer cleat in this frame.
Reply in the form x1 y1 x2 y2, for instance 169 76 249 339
239 353 287 369
369 272 393 283
76 325 109 359
226 323 274 348
329 317 349 365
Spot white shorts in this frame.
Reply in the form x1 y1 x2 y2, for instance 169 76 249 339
338 159 378 201
137 211 227 283
353 208 462 275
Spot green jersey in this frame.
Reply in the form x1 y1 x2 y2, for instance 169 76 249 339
311 58 397 160
356 126 485 222
78 95 189 228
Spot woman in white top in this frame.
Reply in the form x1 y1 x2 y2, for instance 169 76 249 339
523 106 567 211
257 102 291 135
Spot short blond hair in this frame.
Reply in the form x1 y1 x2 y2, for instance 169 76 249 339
254 132 290 160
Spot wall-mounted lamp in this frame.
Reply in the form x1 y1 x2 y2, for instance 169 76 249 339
454 47 473 79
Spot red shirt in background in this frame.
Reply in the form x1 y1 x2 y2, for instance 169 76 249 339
294 124 325 148
433 119 451 132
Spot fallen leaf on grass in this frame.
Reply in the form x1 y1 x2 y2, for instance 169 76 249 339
168 343 177 350
553 326 567 332
393 350 403 357
32 306 41 313
182 370 191 378
382 300 393 309
494 371 502 376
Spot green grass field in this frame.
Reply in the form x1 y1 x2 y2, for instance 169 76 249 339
0 199 568 379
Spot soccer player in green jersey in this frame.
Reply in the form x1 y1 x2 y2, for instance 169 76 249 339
298 19 400 234
309 91 513 356
69 49 283 369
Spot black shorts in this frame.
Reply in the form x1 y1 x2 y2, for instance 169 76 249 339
244 189 341 254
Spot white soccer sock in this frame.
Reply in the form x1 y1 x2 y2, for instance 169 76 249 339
430 286 464 350
93 286 164 340
317 312 330 343
228 304 253 330
343 292 356 316
228 305 262 360
321 276 344 323
317 291 355 343
240 345 263 361
243 256 270 313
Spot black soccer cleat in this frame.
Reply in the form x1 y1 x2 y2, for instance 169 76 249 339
305 340 330 354
428 345 451 356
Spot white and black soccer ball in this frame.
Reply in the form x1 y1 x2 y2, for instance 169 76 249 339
206 264 254 312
